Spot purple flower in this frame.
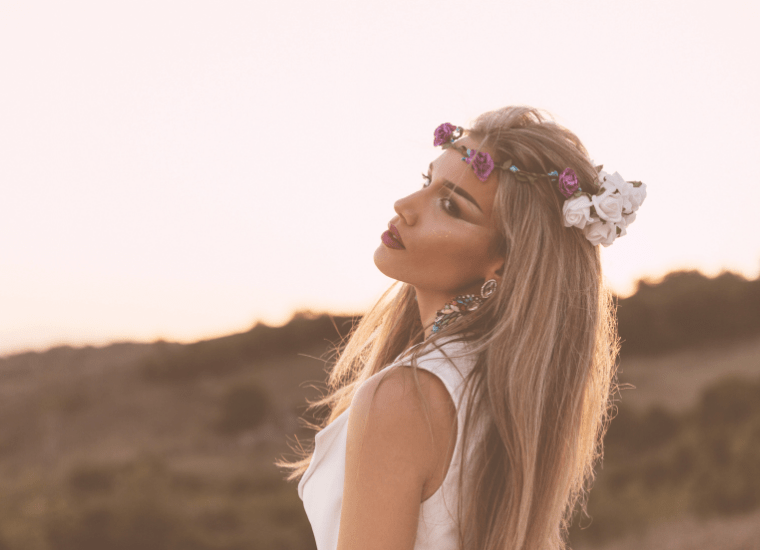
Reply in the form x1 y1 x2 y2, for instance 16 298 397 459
433 123 457 146
557 167 579 198
465 150 495 182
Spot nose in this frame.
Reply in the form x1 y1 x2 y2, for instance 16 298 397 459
393 191 418 226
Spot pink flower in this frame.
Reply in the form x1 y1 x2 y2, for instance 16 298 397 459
464 150 495 182
433 123 457 146
557 167 579 198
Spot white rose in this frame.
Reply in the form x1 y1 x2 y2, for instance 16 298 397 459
611 211 636 241
629 181 647 211
602 171 625 191
590 183 624 223
562 195 593 229
604 172 635 213
583 219 617 247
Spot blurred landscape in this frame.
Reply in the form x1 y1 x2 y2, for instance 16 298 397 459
1 269 759 550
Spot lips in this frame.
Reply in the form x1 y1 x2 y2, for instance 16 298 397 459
381 223 405 250
388 223 404 247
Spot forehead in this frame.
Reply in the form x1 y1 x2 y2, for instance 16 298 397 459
431 135 499 219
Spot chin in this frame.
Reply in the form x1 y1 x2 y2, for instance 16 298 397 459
373 244 392 275
373 244 405 282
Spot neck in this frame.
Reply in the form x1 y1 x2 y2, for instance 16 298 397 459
415 289 450 340
416 287 479 339
415 282 488 339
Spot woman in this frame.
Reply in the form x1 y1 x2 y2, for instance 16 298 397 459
276 106 646 550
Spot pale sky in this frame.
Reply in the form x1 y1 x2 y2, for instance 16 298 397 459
1 0 758 356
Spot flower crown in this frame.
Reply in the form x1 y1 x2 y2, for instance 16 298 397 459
433 122 647 247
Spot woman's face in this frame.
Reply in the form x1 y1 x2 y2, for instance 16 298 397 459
374 135 504 299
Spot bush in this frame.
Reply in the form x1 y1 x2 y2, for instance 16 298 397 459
46 502 181 550
68 464 118 494
47 456 229 550
571 373 760 546
214 382 272 435
140 312 358 383
604 404 680 460
696 376 760 430
140 340 243 383
617 270 760 356
227 473 281 496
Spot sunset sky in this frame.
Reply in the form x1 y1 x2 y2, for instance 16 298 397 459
1 0 758 356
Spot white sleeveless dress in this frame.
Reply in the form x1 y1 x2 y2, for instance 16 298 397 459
297 335 484 550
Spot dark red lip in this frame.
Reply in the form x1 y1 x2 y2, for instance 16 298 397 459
388 223 404 247
381 230 404 249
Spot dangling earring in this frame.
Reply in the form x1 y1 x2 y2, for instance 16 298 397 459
429 279 498 337
480 279 497 299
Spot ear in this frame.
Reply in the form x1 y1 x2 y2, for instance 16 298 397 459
484 256 505 287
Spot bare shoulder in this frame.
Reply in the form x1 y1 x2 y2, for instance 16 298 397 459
357 361 454 403
348 365 448 473
350 363 456 442
336 365 457 550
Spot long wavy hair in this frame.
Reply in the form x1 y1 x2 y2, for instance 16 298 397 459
276 106 620 550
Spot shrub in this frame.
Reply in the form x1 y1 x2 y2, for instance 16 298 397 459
140 312 358 383
604 404 680 459
617 270 760 356
572 373 760 546
198 507 241 532
68 464 117 494
227 473 280 496
696 376 760 430
214 382 272 435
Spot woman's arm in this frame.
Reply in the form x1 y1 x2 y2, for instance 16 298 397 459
336 364 455 550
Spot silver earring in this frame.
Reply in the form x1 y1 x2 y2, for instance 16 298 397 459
480 279 497 299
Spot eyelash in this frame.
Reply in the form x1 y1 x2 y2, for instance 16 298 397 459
421 173 460 218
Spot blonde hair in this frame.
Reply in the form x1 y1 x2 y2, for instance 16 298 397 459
276 106 620 550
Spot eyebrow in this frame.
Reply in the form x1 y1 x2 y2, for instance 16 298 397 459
429 163 483 213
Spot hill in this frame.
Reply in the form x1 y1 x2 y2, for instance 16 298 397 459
0 268 759 549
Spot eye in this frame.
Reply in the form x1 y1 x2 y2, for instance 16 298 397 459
441 197 461 217
422 172 461 217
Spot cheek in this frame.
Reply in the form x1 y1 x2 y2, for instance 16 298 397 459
420 229 493 273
